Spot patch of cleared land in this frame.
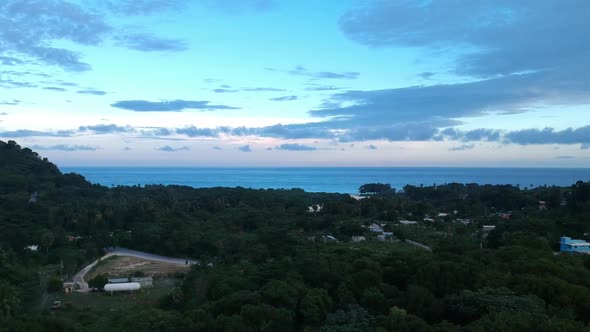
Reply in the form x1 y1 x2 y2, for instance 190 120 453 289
87 255 191 280
45 278 178 311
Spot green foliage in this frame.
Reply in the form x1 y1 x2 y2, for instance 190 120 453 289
46 277 62 293
88 274 108 289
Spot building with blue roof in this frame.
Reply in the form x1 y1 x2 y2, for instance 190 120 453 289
560 237 590 253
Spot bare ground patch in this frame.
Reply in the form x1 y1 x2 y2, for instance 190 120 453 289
87 255 190 280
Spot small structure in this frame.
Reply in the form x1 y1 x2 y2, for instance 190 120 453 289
368 223 384 233
63 282 75 294
456 218 472 225
28 192 38 204
560 237 590 253
423 217 435 222
24 245 39 251
482 225 496 232
351 236 366 242
399 220 418 225
377 231 394 241
131 276 153 288
539 201 547 211
108 277 129 284
104 282 141 293
322 235 337 242
307 204 323 213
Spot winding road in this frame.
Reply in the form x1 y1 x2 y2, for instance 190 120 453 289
72 247 198 292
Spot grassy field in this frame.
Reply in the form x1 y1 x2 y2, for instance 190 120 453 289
44 278 178 311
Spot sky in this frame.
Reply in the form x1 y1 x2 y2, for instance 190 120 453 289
0 0 589 167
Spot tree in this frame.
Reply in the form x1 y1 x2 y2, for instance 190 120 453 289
40 231 54 253
0 281 20 322
359 183 395 196
320 305 376 332
88 274 108 289
299 288 333 326
47 277 63 293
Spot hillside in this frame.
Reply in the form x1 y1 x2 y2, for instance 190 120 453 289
1 141 590 331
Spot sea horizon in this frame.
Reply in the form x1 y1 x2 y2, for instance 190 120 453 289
61 166 590 194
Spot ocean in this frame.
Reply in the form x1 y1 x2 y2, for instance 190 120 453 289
59 167 590 194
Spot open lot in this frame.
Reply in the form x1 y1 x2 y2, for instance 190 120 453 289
87 255 191 280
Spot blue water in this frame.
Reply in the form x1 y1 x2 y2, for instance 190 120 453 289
60 167 590 194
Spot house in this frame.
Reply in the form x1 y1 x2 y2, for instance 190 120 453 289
423 217 435 222
25 245 39 251
322 235 337 242
63 282 75 294
28 192 38 204
368 223 384 233
437 213 449 218
482 225 496 232
307 204 323 213
399 220 418 225
560 237 590 253
539 201 547 211
351 236 366 242
456 218 472 225
376 231 394 241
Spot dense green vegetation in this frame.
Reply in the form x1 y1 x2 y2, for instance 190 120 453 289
2 139 590 331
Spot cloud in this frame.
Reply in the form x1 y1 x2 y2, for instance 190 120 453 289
275 143 317 151
242 87 285 92
418 72 436 80
0 112 7 115
330 1 590 145
305 85 342 91
213 88 240 93
0 129 74 138
30 144 97 151
99 0 190 15
449 144 475 151
340 1 589 76
176 127 221 137
43 87 67 92
212 86 286 93
79 124 133 134
238 145 252 152
203 0 275 13
555 156 575 159
0 0 111 71
0 0 190 72
270 95 298 102
0 56 23 66
111 100 240 112
115 33 188 52
504 126 590 146
284 65 360 80
77 90 108 96
157 145 189 152
212 146 222 150
0 100 19 106
366 144 377 150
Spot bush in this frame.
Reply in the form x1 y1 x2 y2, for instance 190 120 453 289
88 274 108 289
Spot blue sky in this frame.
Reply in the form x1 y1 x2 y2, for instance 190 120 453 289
1 0 589 166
